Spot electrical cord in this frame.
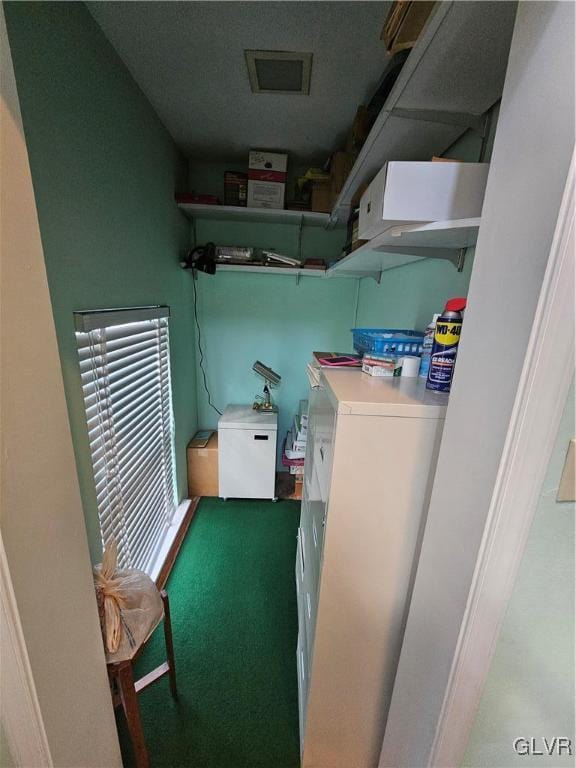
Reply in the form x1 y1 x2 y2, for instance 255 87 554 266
192 272 222 417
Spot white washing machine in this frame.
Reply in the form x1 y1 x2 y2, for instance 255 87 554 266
218 405 278 500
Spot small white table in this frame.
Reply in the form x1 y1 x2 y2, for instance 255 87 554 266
218 405 278 500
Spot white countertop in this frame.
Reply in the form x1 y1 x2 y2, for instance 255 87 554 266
321 369 449 418
219 404 278 430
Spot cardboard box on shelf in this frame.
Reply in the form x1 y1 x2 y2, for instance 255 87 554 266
381 1 435 56
302 259 326 271
187 433 219 497
311 181 332 213
175 193 220 205
224 171 247 206
351 239 369 252
247 150 288 209
345 106 371 156
330 151 355 204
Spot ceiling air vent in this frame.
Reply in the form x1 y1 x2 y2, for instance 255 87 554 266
245 50 312 95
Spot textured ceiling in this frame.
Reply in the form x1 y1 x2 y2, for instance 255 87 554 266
87 1 392 163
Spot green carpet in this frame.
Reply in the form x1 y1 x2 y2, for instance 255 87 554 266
117 498 301 768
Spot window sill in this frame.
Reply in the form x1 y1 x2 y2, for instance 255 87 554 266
150 498 199 588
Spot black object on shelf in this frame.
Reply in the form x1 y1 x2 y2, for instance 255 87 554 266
180 243 217 275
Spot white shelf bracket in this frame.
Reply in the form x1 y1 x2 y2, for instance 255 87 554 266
390 108 486 135
325 213 339 230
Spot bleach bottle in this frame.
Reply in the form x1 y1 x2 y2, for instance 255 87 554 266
426 298 467 393
419 313 440 379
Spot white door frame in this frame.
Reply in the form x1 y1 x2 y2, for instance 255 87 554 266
380 5 574 764
0 532 53 767
429 149 574 766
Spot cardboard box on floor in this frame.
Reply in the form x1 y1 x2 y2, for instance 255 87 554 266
187 433 219 497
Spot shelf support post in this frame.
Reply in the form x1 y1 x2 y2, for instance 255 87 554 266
456 249 466 272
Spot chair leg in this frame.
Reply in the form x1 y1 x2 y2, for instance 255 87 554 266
117 661 150 768
161 589 178 699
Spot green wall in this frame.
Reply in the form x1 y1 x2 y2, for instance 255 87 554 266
5 1 500 527
192 220 355 456
463 379 575 767
192 237 471 456
355 256 474 330
5 2 198 561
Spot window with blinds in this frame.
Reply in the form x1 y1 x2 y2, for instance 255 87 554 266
75 306 176 574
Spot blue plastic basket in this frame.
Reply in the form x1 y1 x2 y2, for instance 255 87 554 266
352 328 425 356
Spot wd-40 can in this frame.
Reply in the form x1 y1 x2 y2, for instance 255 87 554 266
426 298 467 393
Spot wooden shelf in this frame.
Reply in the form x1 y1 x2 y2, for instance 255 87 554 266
178 203 340 228
327 218 480 279
330 1 517 223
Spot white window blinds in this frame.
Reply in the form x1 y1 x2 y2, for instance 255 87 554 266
75 306 176 574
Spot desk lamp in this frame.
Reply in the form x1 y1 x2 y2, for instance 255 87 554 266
252 361 281 412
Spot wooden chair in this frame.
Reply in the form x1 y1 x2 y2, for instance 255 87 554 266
98 588 177 768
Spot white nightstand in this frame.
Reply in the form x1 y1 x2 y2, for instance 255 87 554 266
218 405 278 500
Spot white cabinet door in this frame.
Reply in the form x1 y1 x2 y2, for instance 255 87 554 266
310 388 336 504
218 427 276 499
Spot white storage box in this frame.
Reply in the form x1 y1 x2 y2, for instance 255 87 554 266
358 161 489 240
293 415 308 443
247 150 288 209
299 399 309 427
218 405 277 500
285 430 306 460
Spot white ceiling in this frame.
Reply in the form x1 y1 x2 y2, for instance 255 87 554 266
87 1 392 163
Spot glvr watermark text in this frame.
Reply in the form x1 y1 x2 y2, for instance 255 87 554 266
513 737 573 757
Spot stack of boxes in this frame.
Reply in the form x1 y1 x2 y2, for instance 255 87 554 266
283 400 308 499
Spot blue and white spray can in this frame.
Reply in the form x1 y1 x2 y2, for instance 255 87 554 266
426 298 467 393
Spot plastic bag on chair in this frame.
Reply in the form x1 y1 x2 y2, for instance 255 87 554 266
94 540 164 663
